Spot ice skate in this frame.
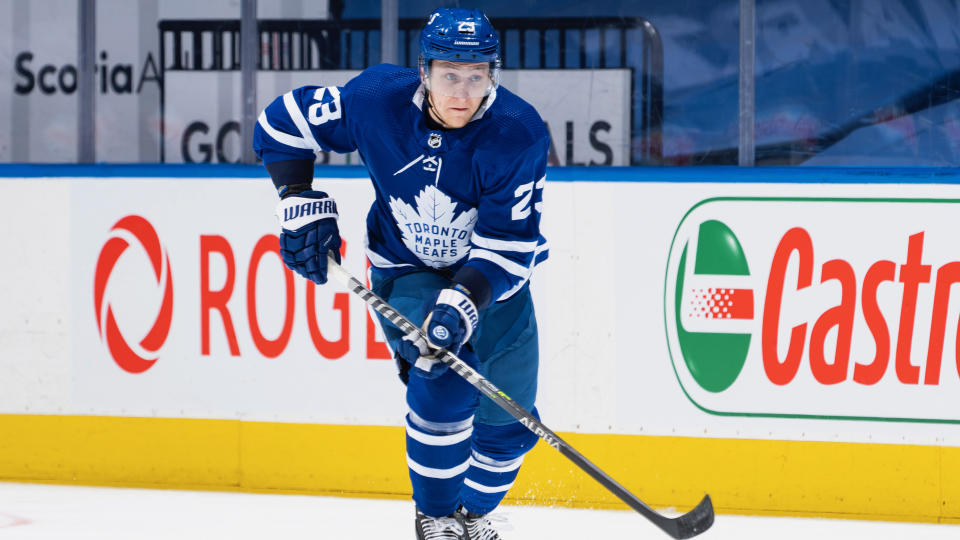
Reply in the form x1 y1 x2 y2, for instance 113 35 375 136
460 508 506 540
415 508 466 540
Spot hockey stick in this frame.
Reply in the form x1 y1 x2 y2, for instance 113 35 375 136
326 257 714 539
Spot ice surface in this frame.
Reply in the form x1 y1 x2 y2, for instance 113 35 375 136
0 482 957 539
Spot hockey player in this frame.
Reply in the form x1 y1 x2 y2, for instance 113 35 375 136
254 8 549 539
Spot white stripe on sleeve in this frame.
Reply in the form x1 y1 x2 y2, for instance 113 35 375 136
471 233 539 253
469 248 531 278
257 111 312 149
283 91 323 153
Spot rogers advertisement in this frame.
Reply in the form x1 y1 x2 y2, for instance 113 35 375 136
71 177 406 424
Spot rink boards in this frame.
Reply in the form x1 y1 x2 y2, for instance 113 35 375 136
1 165 960 523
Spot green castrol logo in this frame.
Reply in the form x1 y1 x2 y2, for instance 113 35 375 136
665 197 960 424
673 220 753 393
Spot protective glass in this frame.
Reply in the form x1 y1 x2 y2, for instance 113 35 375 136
423 61 500 99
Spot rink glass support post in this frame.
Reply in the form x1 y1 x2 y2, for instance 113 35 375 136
241 0 258 165
78 0 96 163
738 0 756 167
381 0 399 65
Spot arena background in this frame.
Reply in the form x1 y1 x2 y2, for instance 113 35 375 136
0 0 959 527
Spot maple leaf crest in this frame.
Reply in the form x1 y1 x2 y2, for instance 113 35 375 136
389 185 478 268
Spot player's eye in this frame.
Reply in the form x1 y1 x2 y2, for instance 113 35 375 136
469 75 483 83
443 73 458 82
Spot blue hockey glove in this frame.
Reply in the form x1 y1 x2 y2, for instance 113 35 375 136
396 330 445 379
275 190 341 285
395 285 479 380
425 284 479 357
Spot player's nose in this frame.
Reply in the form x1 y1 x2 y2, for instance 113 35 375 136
450 87 472 99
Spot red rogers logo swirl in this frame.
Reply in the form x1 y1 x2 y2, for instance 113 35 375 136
93 215 173 373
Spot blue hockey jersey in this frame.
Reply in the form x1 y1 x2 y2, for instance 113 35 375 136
253 64 550 306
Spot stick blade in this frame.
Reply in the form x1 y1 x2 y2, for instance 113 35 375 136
666 494 715 539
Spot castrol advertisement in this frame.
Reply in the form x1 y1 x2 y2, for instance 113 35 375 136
665 196 960 423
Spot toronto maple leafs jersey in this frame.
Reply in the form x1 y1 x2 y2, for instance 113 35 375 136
253 64 550 306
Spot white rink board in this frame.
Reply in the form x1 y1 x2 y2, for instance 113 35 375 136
3 176 960 448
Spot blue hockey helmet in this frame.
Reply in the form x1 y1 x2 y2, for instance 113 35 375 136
419 8 501 98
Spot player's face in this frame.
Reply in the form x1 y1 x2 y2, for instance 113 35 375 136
424 61 491 129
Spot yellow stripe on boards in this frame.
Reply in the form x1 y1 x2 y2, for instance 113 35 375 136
517 432 957 523
241 422 409 497
0 414 956 523
0 414 240 487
